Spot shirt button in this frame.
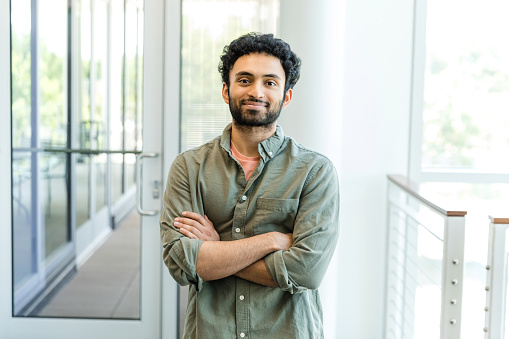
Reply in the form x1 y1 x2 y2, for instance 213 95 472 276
235 228 241 233
241 195 247 201
268 151 273 156
239 295 244 300
240 333 245 338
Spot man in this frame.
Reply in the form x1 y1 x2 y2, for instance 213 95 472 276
160 32 339 339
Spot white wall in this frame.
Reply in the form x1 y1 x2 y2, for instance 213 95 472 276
279 0 415 337
278 1 343 338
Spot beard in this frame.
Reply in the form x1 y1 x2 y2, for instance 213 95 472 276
229 95 284 127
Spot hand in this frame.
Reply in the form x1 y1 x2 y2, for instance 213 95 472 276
174 211 220 241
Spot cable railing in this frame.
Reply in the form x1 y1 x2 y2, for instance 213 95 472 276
385 175 467 339
484 215 509 338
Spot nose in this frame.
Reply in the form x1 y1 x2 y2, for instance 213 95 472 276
247 80 264 98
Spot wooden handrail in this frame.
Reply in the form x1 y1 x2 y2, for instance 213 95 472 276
489 216 509 224
387 174 467 217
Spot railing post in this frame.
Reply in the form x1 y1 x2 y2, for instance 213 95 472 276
385 175 467 339
484 216 509 338
441 214 466 339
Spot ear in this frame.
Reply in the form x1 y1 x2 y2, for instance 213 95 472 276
222 83 229 104
281 88 293 109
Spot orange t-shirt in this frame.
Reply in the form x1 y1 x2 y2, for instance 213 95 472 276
231 141 261 182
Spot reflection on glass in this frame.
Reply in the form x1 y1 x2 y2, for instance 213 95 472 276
95 154 107 212
125 153 136 188
94 0 108 152
110 0 125 204
12 0 72 315
76 154 91 227
12 152 33 291
11 0 33 294
112 153 123 204
93 1 109 213
110 0 125 153
41 152 69 260
39 0 69 260
136 8 144 152
40 0 68 149
12 0 144 320
125 2 138 152
11 0 31 149
76 0 92 228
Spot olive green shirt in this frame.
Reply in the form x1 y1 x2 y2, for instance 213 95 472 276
160 124 340 339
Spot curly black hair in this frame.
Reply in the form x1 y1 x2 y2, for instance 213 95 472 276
218 32 301 93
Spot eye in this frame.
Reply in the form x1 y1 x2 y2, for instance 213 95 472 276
238 78 250 84
266 80 277 86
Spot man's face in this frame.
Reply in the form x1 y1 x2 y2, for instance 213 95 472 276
222 53 292 127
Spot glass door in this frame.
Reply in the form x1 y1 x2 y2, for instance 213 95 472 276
1 0 175 337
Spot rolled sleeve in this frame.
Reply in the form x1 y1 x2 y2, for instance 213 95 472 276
264 160 340 294
160 154 205 290
162 229 204 290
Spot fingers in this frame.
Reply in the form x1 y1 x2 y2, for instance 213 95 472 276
173 212 207 239
174 218 204 235
182 211 206 224
178 226 199 239
175 217 204 230
175 224 202 239
174 212 219 241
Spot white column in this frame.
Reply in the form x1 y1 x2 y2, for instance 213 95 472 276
278 2 344 338
278 0 343 168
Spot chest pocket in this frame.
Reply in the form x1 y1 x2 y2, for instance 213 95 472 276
253 198 299 235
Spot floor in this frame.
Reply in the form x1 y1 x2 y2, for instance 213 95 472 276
38 210 141 319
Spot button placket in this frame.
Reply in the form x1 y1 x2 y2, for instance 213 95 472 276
235 279 249 339
232 189 249 238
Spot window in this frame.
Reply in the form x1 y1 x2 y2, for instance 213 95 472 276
413 0 509 335
422 0 509 173
11 0 144 317
180 0 279 151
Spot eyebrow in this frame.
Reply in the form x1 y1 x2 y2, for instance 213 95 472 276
234 71 282 80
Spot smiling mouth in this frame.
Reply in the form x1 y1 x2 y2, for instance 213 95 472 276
241 99 269 109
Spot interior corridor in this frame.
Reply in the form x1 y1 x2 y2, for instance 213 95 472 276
37 210 141 319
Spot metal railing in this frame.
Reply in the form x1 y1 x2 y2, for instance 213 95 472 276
484 216 509 338
385 175 467 339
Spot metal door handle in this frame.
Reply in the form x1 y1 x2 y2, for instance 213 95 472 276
136 152 159 216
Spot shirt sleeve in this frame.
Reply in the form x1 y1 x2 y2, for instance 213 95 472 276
160 154 204 290
264 159 340 294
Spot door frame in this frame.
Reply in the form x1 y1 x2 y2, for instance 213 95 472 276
0 0 179 337
161 0 182 337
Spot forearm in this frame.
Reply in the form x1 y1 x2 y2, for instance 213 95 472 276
234 259 278 287
196 232 287 281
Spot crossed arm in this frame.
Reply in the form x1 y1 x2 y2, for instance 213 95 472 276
174 211 292 286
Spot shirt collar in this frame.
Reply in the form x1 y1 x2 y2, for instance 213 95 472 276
220 123 285 160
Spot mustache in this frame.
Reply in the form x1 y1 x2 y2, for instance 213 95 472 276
240 98 270 106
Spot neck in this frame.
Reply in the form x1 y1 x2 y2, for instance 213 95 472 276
231 121 276 157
